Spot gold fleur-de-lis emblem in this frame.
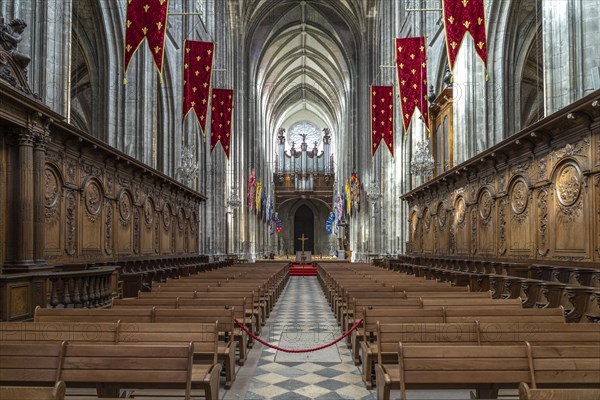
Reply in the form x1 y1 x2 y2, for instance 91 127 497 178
195 70 200 76
207 49 212 55
477 41 485 49
420 45 424 52
403 97 407 103
448 16 454 24
450 41 458 49
191 101 196 107
156 21 163 30
154 45 160 53
412 84 417 89
463 20 471 29
192 87 197 93
478 17 483 25
410 53 415 60
144 4 150 12
205 66 210 71
422 62 426 68
202 99 207 104
196 56 201 61
141 27 148 35
398 46 403 52
411 69 416 75
461 0 469 7
203 82 208 87
126 20 132 28
404 113 409 119
401 80 406 85
400 63 404 69
126 44 132 52
184 63 188 69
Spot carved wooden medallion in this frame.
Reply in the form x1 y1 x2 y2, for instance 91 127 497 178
510 180 528 215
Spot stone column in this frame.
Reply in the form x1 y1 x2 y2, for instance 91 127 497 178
33 124 50 265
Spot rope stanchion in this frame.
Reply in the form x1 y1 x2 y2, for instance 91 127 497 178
234 318 364 353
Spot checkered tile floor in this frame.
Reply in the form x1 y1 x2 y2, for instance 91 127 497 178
228 276 376 400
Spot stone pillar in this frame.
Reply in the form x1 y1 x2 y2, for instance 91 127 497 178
33 124 50 265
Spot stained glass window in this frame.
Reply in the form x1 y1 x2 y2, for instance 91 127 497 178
288 121 321 149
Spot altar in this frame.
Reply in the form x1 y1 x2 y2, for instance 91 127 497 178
295 251 312 262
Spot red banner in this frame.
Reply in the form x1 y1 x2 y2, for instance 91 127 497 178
395 37 430 134
370 85 394 157
443 0 487 73
183 40 214 137
124 0 169 83
210 88 234 158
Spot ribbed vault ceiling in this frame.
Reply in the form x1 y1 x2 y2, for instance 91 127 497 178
241 0 365 152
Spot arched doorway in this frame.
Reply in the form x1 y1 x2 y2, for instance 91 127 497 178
294 205 314 252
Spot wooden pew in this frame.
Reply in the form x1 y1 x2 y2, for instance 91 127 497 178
0 321 235 389
375 343 600 400
0 341 221 400
519 382 600 400
0 381 66 400
33 306 241 384
355 306 564 371
362 321 600 389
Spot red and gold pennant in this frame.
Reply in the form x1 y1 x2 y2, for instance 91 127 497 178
443 0 487 73
210 88 234 159
124 0 169 83
183 40 214 137
395 37 430 134
370 85 394 157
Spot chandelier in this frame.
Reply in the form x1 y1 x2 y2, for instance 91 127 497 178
226 187 242 210
410 139 435 179
176 145 198 186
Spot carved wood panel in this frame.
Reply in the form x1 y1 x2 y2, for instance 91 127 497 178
403 96 599 265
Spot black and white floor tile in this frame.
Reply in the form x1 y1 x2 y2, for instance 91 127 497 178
224 276 375 400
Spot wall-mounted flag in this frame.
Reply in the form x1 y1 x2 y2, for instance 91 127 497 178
124 0 169 84
443 0 488 77
184 40 214 138
395 37 430 134
370 85 394 157
210 88 233 158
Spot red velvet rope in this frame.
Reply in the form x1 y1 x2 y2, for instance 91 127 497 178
234 318 364 353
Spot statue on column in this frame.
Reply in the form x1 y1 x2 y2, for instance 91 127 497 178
0 17 31 71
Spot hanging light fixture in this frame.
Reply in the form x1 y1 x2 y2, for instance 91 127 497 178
176 145 198 186
410 139 435 179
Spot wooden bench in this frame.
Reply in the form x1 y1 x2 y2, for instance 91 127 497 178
519 382 600 400
0 321 234 389
0 381 66 400
0 341 221 400
33 306 241 384
375 343 600 400
363 321 600 389
354 306 565 375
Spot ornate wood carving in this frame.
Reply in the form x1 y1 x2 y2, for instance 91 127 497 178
498 198 507 256
44 168 59 220
83 181 102 222
65 189 76 256
537 187 549 256
104 200 112 256
402 91 599 263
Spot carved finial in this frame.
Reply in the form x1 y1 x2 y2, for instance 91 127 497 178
428 84 436 104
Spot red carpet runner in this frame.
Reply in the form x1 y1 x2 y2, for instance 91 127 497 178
288 263 317 276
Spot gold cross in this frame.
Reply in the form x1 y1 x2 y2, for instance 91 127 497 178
297 234 309 253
